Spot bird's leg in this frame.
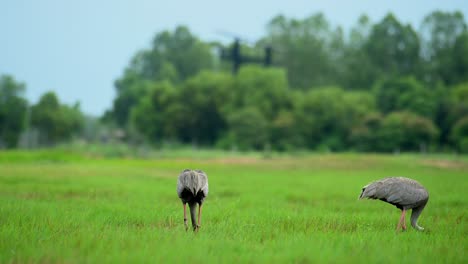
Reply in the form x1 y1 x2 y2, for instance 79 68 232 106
183 203 188 231
397 209 406 232
197 204 203 230
402 211 407 230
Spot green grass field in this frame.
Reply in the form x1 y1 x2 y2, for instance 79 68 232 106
0 150 467 263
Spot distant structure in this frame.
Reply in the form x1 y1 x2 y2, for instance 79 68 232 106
177 169 209 231
359 177 429 231
219 36 273 74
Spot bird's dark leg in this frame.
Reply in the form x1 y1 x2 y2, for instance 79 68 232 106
183 203 188 231
197 204 203 230
397 209 406 232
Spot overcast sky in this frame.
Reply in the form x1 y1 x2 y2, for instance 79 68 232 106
1 0 467 116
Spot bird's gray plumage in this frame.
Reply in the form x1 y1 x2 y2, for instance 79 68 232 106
177 169 209 203
359 177 429 231
177 169 209 231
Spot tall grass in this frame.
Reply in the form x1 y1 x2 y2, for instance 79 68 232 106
0 150 466 263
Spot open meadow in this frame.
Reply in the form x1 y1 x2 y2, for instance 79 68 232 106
0 149 467 263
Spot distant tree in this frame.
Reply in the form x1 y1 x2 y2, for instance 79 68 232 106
349 112 384 151
175 71 233 145
219 107 269 151
130 81 178 143
366 14 421 79
432 85 453 147
102 11 468 152
452 32 468 84
270 109 304 151
420 11 467 85
0 75 28 148
443 83 468 147
111 70 146 127
294 87 375 151
451 117 468 153
31 92 84 145
110 26 215 127
341 15 376 90
125 26 214 83
131 71 234 146
378 111 439 152
448 84 467 120
232 66 291 121
266 13 343 89
375 76 437 120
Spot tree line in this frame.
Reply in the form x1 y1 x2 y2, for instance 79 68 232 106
0 75 84 148
1 10 468 152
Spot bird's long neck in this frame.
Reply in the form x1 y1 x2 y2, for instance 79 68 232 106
189 203 198 231
410 205 426 231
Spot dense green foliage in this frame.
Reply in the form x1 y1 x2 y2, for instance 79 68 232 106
0 75 85 148
0 150 466 263
1 10 467 152
30 92 84 145
109 26 215 127
0 75 28 148
104 11 467 152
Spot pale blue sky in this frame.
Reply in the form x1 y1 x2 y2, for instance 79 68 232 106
1 0 467 115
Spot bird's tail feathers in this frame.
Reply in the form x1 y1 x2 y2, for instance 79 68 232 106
179 170 206 196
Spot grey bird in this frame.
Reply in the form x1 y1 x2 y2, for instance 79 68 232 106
359 177 429 231
177 169 209 231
